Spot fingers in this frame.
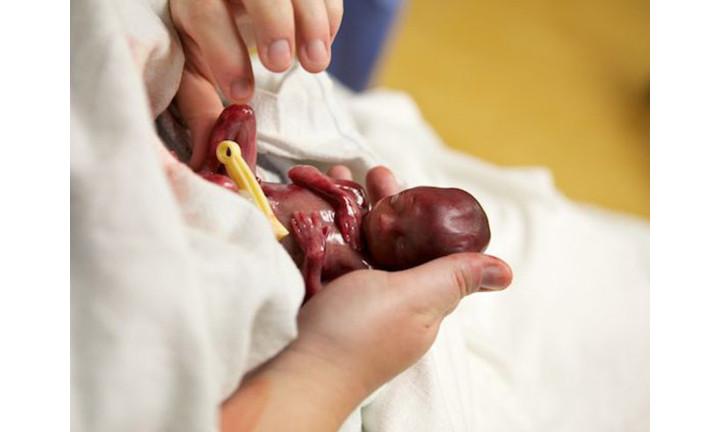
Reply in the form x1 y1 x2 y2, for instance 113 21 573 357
171 0 255 168
242 0 338 73
172 0 254 103
389 253 513 320
292 0 332 72
243 0 295 72
325 0 344 42
366 166 401 205
171 0 342 167
327 165 352 180
175 68 225 170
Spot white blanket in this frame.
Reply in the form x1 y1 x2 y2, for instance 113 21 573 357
71 0 649 431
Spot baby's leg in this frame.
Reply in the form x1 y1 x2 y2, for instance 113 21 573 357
290 211 330 300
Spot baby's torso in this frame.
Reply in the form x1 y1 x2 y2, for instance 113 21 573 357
262 182 370 281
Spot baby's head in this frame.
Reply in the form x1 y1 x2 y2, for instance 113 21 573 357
363 187 491 270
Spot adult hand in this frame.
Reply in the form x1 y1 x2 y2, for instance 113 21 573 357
221 166 513 431
169 0 343 169
222 252 511 432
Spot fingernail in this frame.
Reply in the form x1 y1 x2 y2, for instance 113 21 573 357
267 39 291 68
304 39 328 64
480 263 510 291
230 78 251 101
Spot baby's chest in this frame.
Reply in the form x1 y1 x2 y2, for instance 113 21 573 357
265 184 369 279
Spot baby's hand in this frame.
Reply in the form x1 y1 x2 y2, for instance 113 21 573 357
169 0 343 169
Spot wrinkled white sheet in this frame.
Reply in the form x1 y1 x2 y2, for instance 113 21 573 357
71 0 649 431
72 1 304 431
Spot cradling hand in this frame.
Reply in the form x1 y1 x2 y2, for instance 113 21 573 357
221 166 512 432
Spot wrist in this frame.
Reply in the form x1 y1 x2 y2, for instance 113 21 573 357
269 341 370 424
221 341 368 432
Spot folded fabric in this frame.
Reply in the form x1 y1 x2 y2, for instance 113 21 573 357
347 89 648 431
72 2 303 431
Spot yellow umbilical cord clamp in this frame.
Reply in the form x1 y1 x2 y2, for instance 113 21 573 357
216 140 289 240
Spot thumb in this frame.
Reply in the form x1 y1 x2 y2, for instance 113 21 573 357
388 253 512 321
175 69 224 170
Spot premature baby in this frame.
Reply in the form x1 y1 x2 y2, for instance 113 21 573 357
159 104 491 300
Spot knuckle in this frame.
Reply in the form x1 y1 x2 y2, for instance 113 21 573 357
450 254 483 297
178 0 216 22
327 1 344 28
452 267 472 298
248 1 293 32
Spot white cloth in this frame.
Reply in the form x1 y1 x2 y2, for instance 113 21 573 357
348 91 648 431
72 1 303 431
71 1 649 431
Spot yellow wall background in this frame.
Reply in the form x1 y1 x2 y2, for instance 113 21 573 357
376 0 649 217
